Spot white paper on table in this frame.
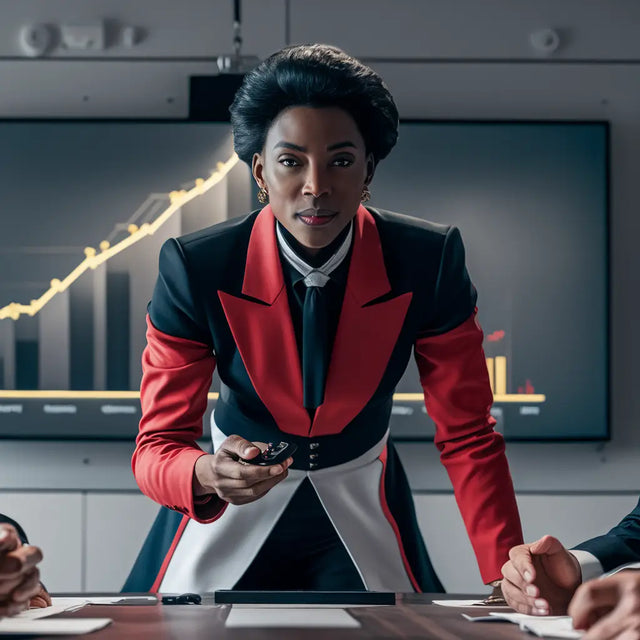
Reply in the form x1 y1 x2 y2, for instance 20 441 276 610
0 617 112 635
14 606 83 619
232 603 382 608
463 611 583 638
225 607 361 628
432 599 511 608
51 596 157 609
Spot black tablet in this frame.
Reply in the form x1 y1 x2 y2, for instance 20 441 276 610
213 591 395 605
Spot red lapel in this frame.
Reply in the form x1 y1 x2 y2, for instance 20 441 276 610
218 205 412 438
310 207 412 436
218 206 310 436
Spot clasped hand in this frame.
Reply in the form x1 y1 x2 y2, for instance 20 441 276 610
501 535 581 616
0 525 50 616
193 435 294 505
502 534 640 639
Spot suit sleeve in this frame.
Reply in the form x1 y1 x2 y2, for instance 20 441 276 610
0 514 29 544
0 515 50 593
414 226 523 584
132 239 227 523
573 498 640 572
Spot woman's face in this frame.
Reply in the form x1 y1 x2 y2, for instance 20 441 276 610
252 106 373 254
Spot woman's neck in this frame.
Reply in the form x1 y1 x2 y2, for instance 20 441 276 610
277 222 351 268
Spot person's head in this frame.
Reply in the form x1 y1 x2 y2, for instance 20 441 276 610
229 44 399 253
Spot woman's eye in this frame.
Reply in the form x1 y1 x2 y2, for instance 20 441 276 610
279 157 300 167
332 158 354 167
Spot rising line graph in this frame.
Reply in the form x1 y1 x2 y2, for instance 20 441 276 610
0 154 240 322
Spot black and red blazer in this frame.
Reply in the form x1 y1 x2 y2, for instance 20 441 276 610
132 204 523 587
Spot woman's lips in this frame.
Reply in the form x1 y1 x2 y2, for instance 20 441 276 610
297 209 338 226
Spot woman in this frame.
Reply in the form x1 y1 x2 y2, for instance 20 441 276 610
128 44 523 593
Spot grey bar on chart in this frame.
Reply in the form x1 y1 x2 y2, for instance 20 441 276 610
39 288 70 390
69 267 95 390
108 209 183 390
106 271 130 391
226 160 252 219
0 318 15 389
180 177 228 235
15 315 39 390
93 262 107 390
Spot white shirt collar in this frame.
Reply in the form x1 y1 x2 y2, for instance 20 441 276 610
276 221 353 287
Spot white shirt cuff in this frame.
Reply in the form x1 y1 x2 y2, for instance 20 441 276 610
569 549 604 582
603 562 640 578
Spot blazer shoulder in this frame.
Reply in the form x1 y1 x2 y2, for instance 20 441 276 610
366 207 465 267
368 206 455 248
175 209 259 259
150 210 259 341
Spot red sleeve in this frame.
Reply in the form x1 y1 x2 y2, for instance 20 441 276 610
414 310 523 583
132 315 227 523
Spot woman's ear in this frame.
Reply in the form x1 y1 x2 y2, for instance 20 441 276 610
365 154 376 185
252 152 265 188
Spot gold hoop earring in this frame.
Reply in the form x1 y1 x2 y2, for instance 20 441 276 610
257 187 269 204
360 186 371 203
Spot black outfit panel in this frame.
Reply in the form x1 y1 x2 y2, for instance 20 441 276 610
233 478 365 590
233 223 360 591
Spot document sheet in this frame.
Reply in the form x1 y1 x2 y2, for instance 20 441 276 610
225 606 361 628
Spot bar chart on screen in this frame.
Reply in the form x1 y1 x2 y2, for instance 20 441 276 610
0 120 608 441
0 120 251 437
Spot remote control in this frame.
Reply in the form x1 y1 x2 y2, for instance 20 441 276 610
243 441 298 466
161 592 201 605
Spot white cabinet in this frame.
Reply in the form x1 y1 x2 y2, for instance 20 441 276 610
414 493 640 593
85 493 160 592
0 492 83 591
2 490 637 593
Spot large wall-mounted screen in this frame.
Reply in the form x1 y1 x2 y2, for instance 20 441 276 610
0 120 609 441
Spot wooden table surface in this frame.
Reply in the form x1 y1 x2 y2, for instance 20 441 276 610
35 593 536 639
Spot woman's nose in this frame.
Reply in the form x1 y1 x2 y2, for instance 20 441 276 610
302 165 330 198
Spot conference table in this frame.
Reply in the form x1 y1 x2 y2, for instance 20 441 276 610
28 593 550 639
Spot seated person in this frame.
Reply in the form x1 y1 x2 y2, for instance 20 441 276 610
568 570 640 640
501 497 640 637
0 514 50 615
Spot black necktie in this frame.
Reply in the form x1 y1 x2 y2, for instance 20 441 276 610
302 273 330 411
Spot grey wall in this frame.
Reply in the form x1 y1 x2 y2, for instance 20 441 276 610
0 0 639 592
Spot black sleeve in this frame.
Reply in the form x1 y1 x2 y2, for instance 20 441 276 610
0 513 29 545
419 226 477 337
573 498 640 572
148 238 211 345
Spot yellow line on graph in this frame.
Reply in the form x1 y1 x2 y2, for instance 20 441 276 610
0 390 545 403
0 154 240 322
394 392 545 403
0 390 221 400
493 394 546 402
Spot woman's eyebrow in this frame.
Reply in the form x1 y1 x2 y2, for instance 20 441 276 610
327 141 356 151
274 141 305 151
273 141 357 152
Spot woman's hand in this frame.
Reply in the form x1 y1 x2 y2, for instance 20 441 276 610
193 435 293 505
0 525 45 616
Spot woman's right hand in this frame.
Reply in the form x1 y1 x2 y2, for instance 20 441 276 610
192 435 293 505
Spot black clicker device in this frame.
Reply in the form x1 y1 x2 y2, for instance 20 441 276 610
243 441 298 466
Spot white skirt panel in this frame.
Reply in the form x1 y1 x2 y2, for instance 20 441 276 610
159 415 413 592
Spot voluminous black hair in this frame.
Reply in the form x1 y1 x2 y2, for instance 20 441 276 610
229 44 399 165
